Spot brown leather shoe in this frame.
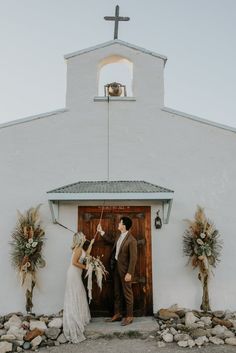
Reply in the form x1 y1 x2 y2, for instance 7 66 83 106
105 313 122 322
121 316 133 326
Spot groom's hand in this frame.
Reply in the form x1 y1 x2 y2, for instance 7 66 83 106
124 273 132 282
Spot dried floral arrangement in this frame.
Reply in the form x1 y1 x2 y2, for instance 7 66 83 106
183 206 223 311
84 255 108 303
10 204 46 313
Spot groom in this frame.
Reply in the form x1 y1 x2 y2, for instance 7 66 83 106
97 217 137 326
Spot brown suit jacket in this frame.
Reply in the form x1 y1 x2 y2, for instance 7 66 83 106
103 231 137 278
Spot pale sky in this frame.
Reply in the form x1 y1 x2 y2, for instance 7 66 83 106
0 0 235 127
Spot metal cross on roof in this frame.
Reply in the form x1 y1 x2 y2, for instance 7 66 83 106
104 5 130 40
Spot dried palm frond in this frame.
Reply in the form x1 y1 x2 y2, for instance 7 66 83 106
183 206 222 267
183 206 223 312
10 204 46 312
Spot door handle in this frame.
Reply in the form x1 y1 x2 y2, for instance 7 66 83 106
137 238 146 246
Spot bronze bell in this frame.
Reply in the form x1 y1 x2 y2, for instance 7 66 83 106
108 82 122 96
104 82 126 97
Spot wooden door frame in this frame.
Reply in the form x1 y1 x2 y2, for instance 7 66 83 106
78 205 153 315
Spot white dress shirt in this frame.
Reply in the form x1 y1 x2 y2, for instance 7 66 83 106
115 231 128 260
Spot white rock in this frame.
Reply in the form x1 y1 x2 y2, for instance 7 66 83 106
30 320 47 331
209 336 224 345
196 321 205 328
200 316 212 325
195 336 208 346
39 316 49 323
21 321 30 329
225 337 236 345
162 333 173 343
15 340 24 347
162 328 169 334
174 333 191 342
185 312 197 326
170 327 177 335
0 342 13 353
0 334 16 340
31 336 43 348
57 333 68 344
48 318 63 329
187 321 205 329
225 310 233 320
4 315 22 330
211 325 225 336
9 315 22 328
7 327 26 340
229 319 236 328
177 341 188 347
157 341 166 348
168 304 183 311
188 340 196 348
224 329 234 338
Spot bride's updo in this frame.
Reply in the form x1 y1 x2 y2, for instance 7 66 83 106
71 232 86 250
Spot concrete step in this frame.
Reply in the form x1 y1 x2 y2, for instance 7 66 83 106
85 317 158 339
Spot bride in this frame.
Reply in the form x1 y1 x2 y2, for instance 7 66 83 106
63 232 94 343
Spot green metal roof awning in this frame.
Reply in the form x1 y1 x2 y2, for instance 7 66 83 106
47 180 174 224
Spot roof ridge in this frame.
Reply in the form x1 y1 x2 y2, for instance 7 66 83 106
162 107 236 134
47 180 174 194
0 108 67 130
141 180 173 191
64 40 167 62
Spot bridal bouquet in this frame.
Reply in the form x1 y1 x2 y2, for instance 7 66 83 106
84 255 108 303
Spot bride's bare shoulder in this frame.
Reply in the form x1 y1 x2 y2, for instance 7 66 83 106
73 246 82 255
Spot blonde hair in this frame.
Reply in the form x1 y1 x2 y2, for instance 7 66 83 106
71 232 86 250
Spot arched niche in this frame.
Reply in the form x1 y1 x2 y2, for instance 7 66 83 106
98 55 133 97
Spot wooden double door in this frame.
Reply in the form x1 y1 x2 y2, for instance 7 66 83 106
78 206 153 316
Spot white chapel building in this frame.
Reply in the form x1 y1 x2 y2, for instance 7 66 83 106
0 38 236 315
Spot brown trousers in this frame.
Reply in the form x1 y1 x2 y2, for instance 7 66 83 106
114 262 134 317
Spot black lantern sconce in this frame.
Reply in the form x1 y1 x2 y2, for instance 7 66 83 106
154 210 162 229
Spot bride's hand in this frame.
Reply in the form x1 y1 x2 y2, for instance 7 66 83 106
97 224 103 233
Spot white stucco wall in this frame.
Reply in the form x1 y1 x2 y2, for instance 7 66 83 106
0 42 235 315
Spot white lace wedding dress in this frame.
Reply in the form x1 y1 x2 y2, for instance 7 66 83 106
63 249 91 343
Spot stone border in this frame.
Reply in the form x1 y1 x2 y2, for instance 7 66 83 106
1 307 236 352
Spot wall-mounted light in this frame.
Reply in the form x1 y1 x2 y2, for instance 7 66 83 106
155 210 162 229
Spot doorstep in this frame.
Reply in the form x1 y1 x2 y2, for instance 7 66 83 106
85 317 158 339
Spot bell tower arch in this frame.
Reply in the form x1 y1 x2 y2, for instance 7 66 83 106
98 55 133 97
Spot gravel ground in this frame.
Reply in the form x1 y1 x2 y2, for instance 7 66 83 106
34 338 236 353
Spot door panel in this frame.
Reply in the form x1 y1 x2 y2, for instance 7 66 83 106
78 206 152 316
